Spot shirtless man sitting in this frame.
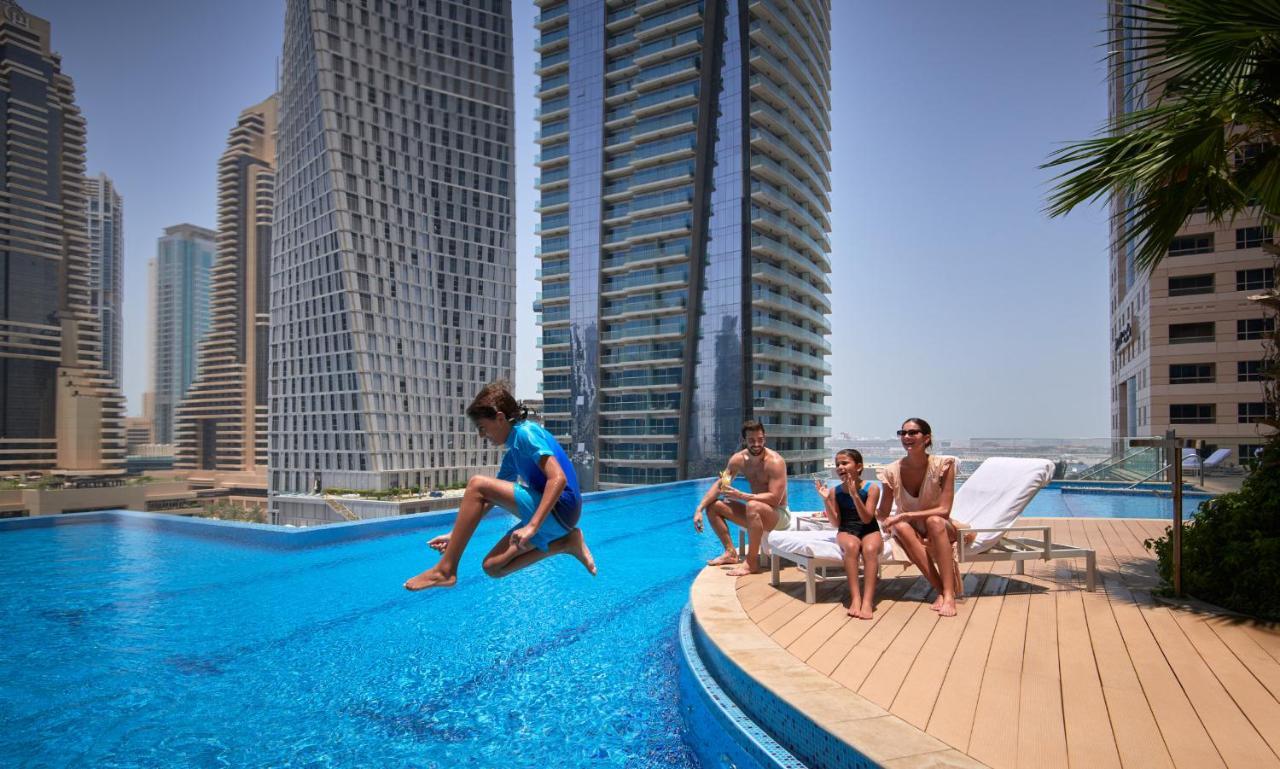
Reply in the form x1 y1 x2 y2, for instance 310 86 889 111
692 420 789 577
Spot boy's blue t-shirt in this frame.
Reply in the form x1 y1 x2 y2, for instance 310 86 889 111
498 420 581 526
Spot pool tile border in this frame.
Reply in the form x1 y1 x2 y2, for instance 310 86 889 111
689 568 987 769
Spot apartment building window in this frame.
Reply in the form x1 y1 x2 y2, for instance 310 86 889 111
1237 402 1270 423
1170 404 1215 424
1236 226 1273 249
1237 317 1275 340
1168 274 1214 296
1168 233 1213 256
1236 268 1274 292
1239 360 1265 381
1169 363 1214 384
1169 322 1215 344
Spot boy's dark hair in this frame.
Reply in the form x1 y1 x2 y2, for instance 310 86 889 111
466 380 528 423
741 419 766 438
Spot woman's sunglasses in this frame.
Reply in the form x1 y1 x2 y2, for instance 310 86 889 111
896 429 925 437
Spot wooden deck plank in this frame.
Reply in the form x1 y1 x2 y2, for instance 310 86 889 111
1105 581 1226 769
1206 617 1280 701
830 579 933 692
1056 583 1122 769
1074 519 1177 769
1015 565 1069 769
1171 609 1280 759
1140 603 1280 768
771 593 844 648
807 569 918 676
966 568 1031 769
890 562 995 730
925 560 1013 750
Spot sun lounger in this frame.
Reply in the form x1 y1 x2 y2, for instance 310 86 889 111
765 457 1096 603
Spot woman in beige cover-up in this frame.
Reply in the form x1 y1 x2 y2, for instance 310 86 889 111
878 417 961 617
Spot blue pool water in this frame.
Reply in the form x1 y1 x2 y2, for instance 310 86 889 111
0 479 1207 768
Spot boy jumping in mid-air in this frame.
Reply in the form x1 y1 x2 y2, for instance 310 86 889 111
404 381 595 590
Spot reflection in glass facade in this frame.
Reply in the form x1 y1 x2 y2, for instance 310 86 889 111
566 0 606 490
536 0 832 489
684 0 747 479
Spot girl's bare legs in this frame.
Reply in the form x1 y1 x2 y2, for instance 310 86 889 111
837 532 863 617
857 532 883 619
404 476 515 590
923 515 958 616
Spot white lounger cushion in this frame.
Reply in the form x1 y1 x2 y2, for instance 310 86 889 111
764 528 895 560
952 457 1053 554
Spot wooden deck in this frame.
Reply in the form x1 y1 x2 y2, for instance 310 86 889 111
734 518 1280 769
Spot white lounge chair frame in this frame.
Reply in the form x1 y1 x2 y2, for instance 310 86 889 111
769 525 1097 604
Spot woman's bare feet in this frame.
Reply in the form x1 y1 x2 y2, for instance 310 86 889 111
937 598 957 617
725 561 762 576
559 528 597 576
855 607 874 620
931 594 945 611
403 567 457 591
846 601 862 618
427 534 449 552
706 551 740 567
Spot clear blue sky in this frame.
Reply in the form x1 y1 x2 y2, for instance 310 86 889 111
27 0 1111 440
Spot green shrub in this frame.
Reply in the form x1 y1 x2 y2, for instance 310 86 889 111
1146 441 1280 620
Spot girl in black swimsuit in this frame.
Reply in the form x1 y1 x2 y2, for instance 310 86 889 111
813 449 884 619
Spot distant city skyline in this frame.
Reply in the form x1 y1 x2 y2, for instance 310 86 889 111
27 0 1112 440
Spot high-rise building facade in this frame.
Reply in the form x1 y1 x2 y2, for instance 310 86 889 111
534 0 833 489
86 173 123 389
151 224 215 446
175 96 278 472
270 0 516 517
1108 1 1274 463
0 3 125 474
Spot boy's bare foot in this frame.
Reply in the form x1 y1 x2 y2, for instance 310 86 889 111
403 567 457 591
931 594 945 611
937 598 957 617
855 607 874 620
560 528 597 576
706 551 739 567
846 603 861 618
427 534 449 552
725 563 761 577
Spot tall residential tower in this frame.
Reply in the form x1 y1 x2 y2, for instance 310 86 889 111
86 173 124 389
175 96 278 472
1108 1 1274 462
534 0 833 489
270 0 516 522
0 2 125 474
150 224 215 446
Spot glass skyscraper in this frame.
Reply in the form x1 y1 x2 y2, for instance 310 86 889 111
0 4 125 474
534 0 833 489
270 0 516 522
151 224 215 446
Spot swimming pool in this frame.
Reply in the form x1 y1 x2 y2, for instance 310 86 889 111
0 478 1202 768
782 479 1211 520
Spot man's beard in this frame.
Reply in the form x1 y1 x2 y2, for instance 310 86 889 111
747 445 764 456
